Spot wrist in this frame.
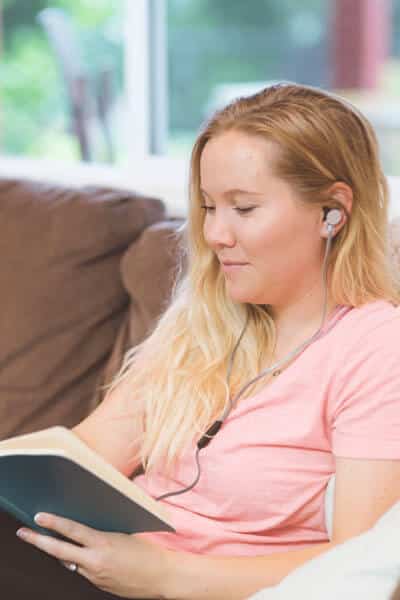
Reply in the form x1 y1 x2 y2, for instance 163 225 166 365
158 547 182 600
160 547 190 600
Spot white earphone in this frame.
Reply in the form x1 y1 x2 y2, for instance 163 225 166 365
324 208 342 235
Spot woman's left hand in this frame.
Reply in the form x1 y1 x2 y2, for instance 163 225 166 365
16 512 174 599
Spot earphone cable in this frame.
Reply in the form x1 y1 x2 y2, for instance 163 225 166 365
155 445 202 501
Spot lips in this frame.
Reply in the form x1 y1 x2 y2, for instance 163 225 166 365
220 262 248 273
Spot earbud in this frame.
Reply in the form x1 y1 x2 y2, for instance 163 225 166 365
322 207 342 236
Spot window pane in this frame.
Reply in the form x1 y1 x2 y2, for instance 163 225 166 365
167 0 328 158
167 0 400 176
1 0 125 164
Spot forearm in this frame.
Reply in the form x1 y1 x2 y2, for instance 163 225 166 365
163 541 337 600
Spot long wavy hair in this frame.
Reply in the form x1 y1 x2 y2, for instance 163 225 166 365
102 82 400 475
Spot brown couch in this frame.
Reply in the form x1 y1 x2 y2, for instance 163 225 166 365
0 176 187 599
0 176 185 441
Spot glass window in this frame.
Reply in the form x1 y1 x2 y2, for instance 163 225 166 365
1 0 125 164
3 0 400 177
167 0 400 176
167 0 328 158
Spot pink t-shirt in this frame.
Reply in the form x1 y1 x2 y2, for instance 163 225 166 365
134 300 400 556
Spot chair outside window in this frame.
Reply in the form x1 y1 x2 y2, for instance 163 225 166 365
37 7 117 163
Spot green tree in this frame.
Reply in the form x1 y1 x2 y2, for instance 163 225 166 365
1 0 123 158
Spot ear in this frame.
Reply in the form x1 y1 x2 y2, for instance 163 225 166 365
320 182 353 239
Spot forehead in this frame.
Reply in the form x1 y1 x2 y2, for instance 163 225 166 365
199 131 278 192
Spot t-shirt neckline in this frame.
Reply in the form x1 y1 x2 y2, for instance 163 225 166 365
229 303 353 416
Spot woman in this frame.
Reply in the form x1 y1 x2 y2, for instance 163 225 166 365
8 82 400 599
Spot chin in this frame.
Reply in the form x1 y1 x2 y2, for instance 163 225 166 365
226 288 265 305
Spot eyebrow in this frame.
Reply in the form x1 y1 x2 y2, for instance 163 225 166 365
200 188 264 197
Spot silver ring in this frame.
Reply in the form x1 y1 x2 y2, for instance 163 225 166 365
61 561 78 573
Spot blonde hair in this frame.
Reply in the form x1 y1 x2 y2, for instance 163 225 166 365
103 82 400 475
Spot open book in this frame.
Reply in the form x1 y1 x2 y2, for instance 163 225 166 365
0 426 175 539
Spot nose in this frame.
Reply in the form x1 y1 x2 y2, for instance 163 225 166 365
203 210 236 249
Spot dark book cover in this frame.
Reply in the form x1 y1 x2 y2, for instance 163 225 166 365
0 454 175 540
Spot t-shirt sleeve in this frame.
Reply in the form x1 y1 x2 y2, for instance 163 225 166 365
329 311 400 459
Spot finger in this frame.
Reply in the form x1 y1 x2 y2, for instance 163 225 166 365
17 527 89 568
34 512 101 547
60 560 78 572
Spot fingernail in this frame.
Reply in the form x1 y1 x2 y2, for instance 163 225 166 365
16 528 27 538
34 513 44 524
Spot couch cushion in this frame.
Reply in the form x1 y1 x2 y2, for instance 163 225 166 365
94 219 186 401
0 177 165 439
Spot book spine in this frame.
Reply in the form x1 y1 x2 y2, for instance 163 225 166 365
0 495 35 529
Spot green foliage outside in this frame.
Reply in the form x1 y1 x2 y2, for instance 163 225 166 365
1 0 123 160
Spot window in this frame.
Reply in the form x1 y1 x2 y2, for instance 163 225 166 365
165 0 400 176
2 0 400 179
1 0 124 164
167 0 328 158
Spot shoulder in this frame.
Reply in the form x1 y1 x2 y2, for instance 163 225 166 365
332 299 400 358
341 298 399 329
326 300 400 417
327 300 400 459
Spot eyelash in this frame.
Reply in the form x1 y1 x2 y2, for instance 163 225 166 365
200 205 255 214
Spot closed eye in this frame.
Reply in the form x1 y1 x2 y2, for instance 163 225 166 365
200 205 255 214
235 207 255 214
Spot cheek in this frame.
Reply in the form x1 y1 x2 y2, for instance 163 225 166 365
202 221 211 246
246 221 316 269
244 221 291 259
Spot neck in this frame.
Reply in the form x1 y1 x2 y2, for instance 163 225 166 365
268 288 338 356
